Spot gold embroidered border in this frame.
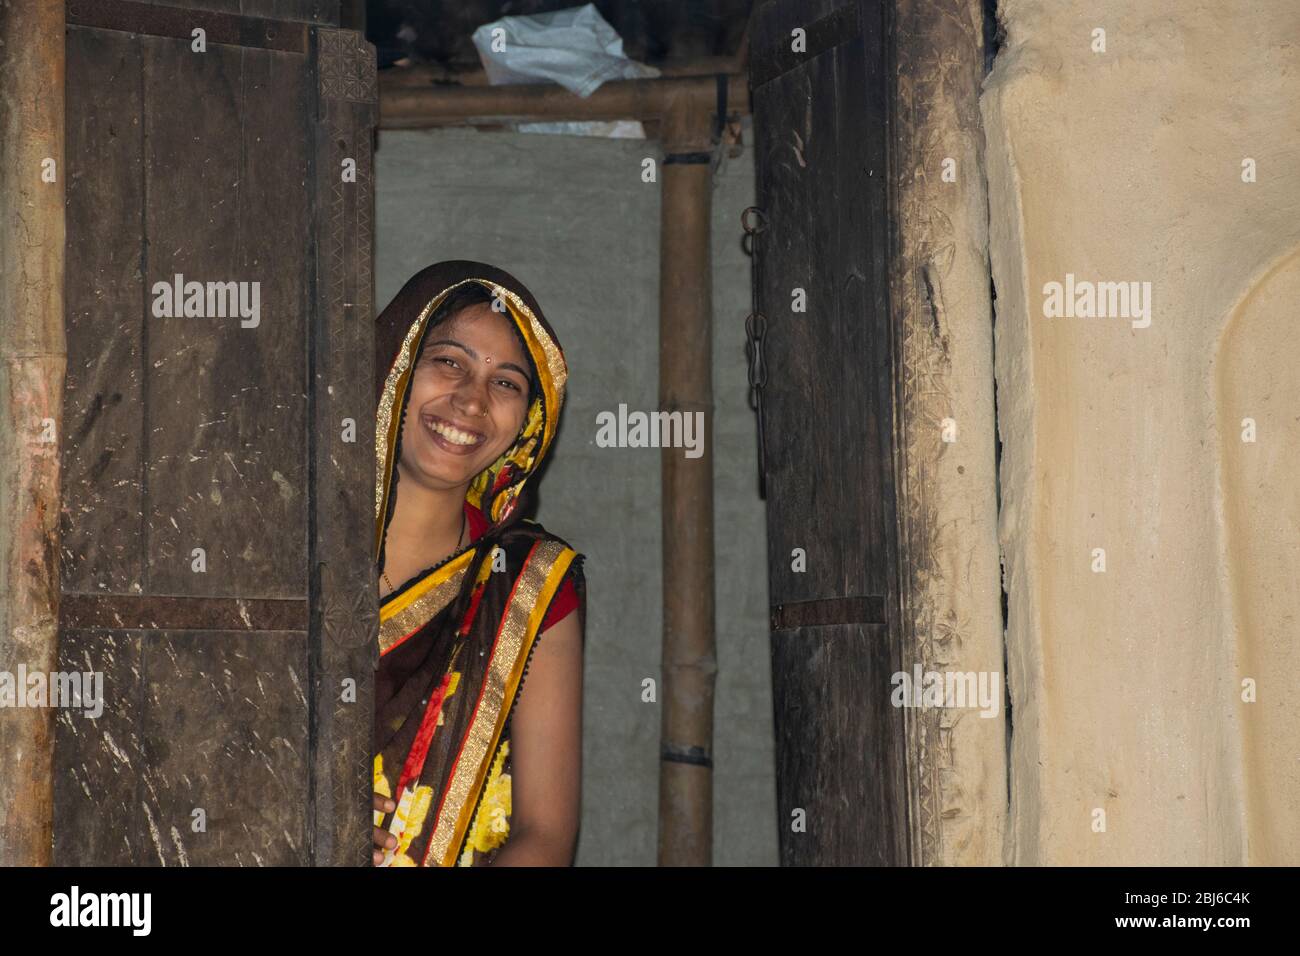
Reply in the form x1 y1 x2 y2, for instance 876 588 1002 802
422 538 577 867
486 283 567 461
375 286 450 557
378 551 476 656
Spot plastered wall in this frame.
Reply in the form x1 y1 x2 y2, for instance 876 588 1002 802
982 0 1300 864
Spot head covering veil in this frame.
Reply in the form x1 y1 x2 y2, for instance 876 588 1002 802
371 259 585 867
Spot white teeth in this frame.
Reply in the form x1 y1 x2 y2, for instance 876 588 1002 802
427 418 480 446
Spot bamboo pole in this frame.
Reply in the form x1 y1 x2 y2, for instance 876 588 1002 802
655 88 718 867
0 0 66 866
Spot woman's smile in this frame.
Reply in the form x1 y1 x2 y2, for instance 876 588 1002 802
422 413 487 454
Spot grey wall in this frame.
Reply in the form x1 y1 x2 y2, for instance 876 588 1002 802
375 123 775 865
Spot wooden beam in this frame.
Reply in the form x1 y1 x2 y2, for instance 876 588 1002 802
381 55 747 90
0 0 65 867
379 72 749 129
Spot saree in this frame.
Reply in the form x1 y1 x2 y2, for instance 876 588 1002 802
372 260 586 867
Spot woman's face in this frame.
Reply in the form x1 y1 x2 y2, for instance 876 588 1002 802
397 301 533 493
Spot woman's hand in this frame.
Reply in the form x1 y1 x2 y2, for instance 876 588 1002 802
373 792 397 865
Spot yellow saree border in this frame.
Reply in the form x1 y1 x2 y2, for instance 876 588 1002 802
378 549 476 656
374 278 569 559
490 285 566 461
421 537 577 867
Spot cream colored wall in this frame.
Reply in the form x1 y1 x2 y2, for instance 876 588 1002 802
981 0 1300 864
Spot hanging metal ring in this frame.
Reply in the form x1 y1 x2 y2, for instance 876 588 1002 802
741 206 769 234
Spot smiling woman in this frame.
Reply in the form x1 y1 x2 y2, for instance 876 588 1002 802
370 260 586 867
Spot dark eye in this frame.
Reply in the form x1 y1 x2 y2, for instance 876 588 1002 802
495 379 522 392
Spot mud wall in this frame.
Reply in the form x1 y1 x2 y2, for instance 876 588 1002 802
982 0 1300 864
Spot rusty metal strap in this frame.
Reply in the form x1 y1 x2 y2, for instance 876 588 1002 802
661 742 713 769
66 0 309 53
60 593 309 632
770 594 886 631
749 3 862 90
664 152 712 164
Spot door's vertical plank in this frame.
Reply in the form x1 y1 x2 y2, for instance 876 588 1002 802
752 0 911 865
852 0 912 869
771 623 904 863
141 629 309 865
240 40 313 564
855 0 899 604
755 48 815 602
143 33 307 599
308 25 378 866
759 4 890 606
62 25 146 594
141 32 239 597
53 629 146 864
754 14 894 606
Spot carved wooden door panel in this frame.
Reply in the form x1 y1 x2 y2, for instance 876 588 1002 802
749 0 911 865
56 0 376 865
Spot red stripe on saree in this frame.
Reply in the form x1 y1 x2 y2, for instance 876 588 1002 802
396 665 457 796
422 538 544 861
465 501 576 632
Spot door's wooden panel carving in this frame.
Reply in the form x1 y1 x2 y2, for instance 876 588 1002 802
307 24 379 867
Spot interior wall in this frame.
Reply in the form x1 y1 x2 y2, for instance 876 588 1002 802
375 123 775 865
982 0 1300 863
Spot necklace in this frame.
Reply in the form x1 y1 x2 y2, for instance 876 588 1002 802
381 508 468 595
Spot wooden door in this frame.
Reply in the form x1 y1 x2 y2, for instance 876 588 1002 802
56 0 377 866
749 0 911 865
